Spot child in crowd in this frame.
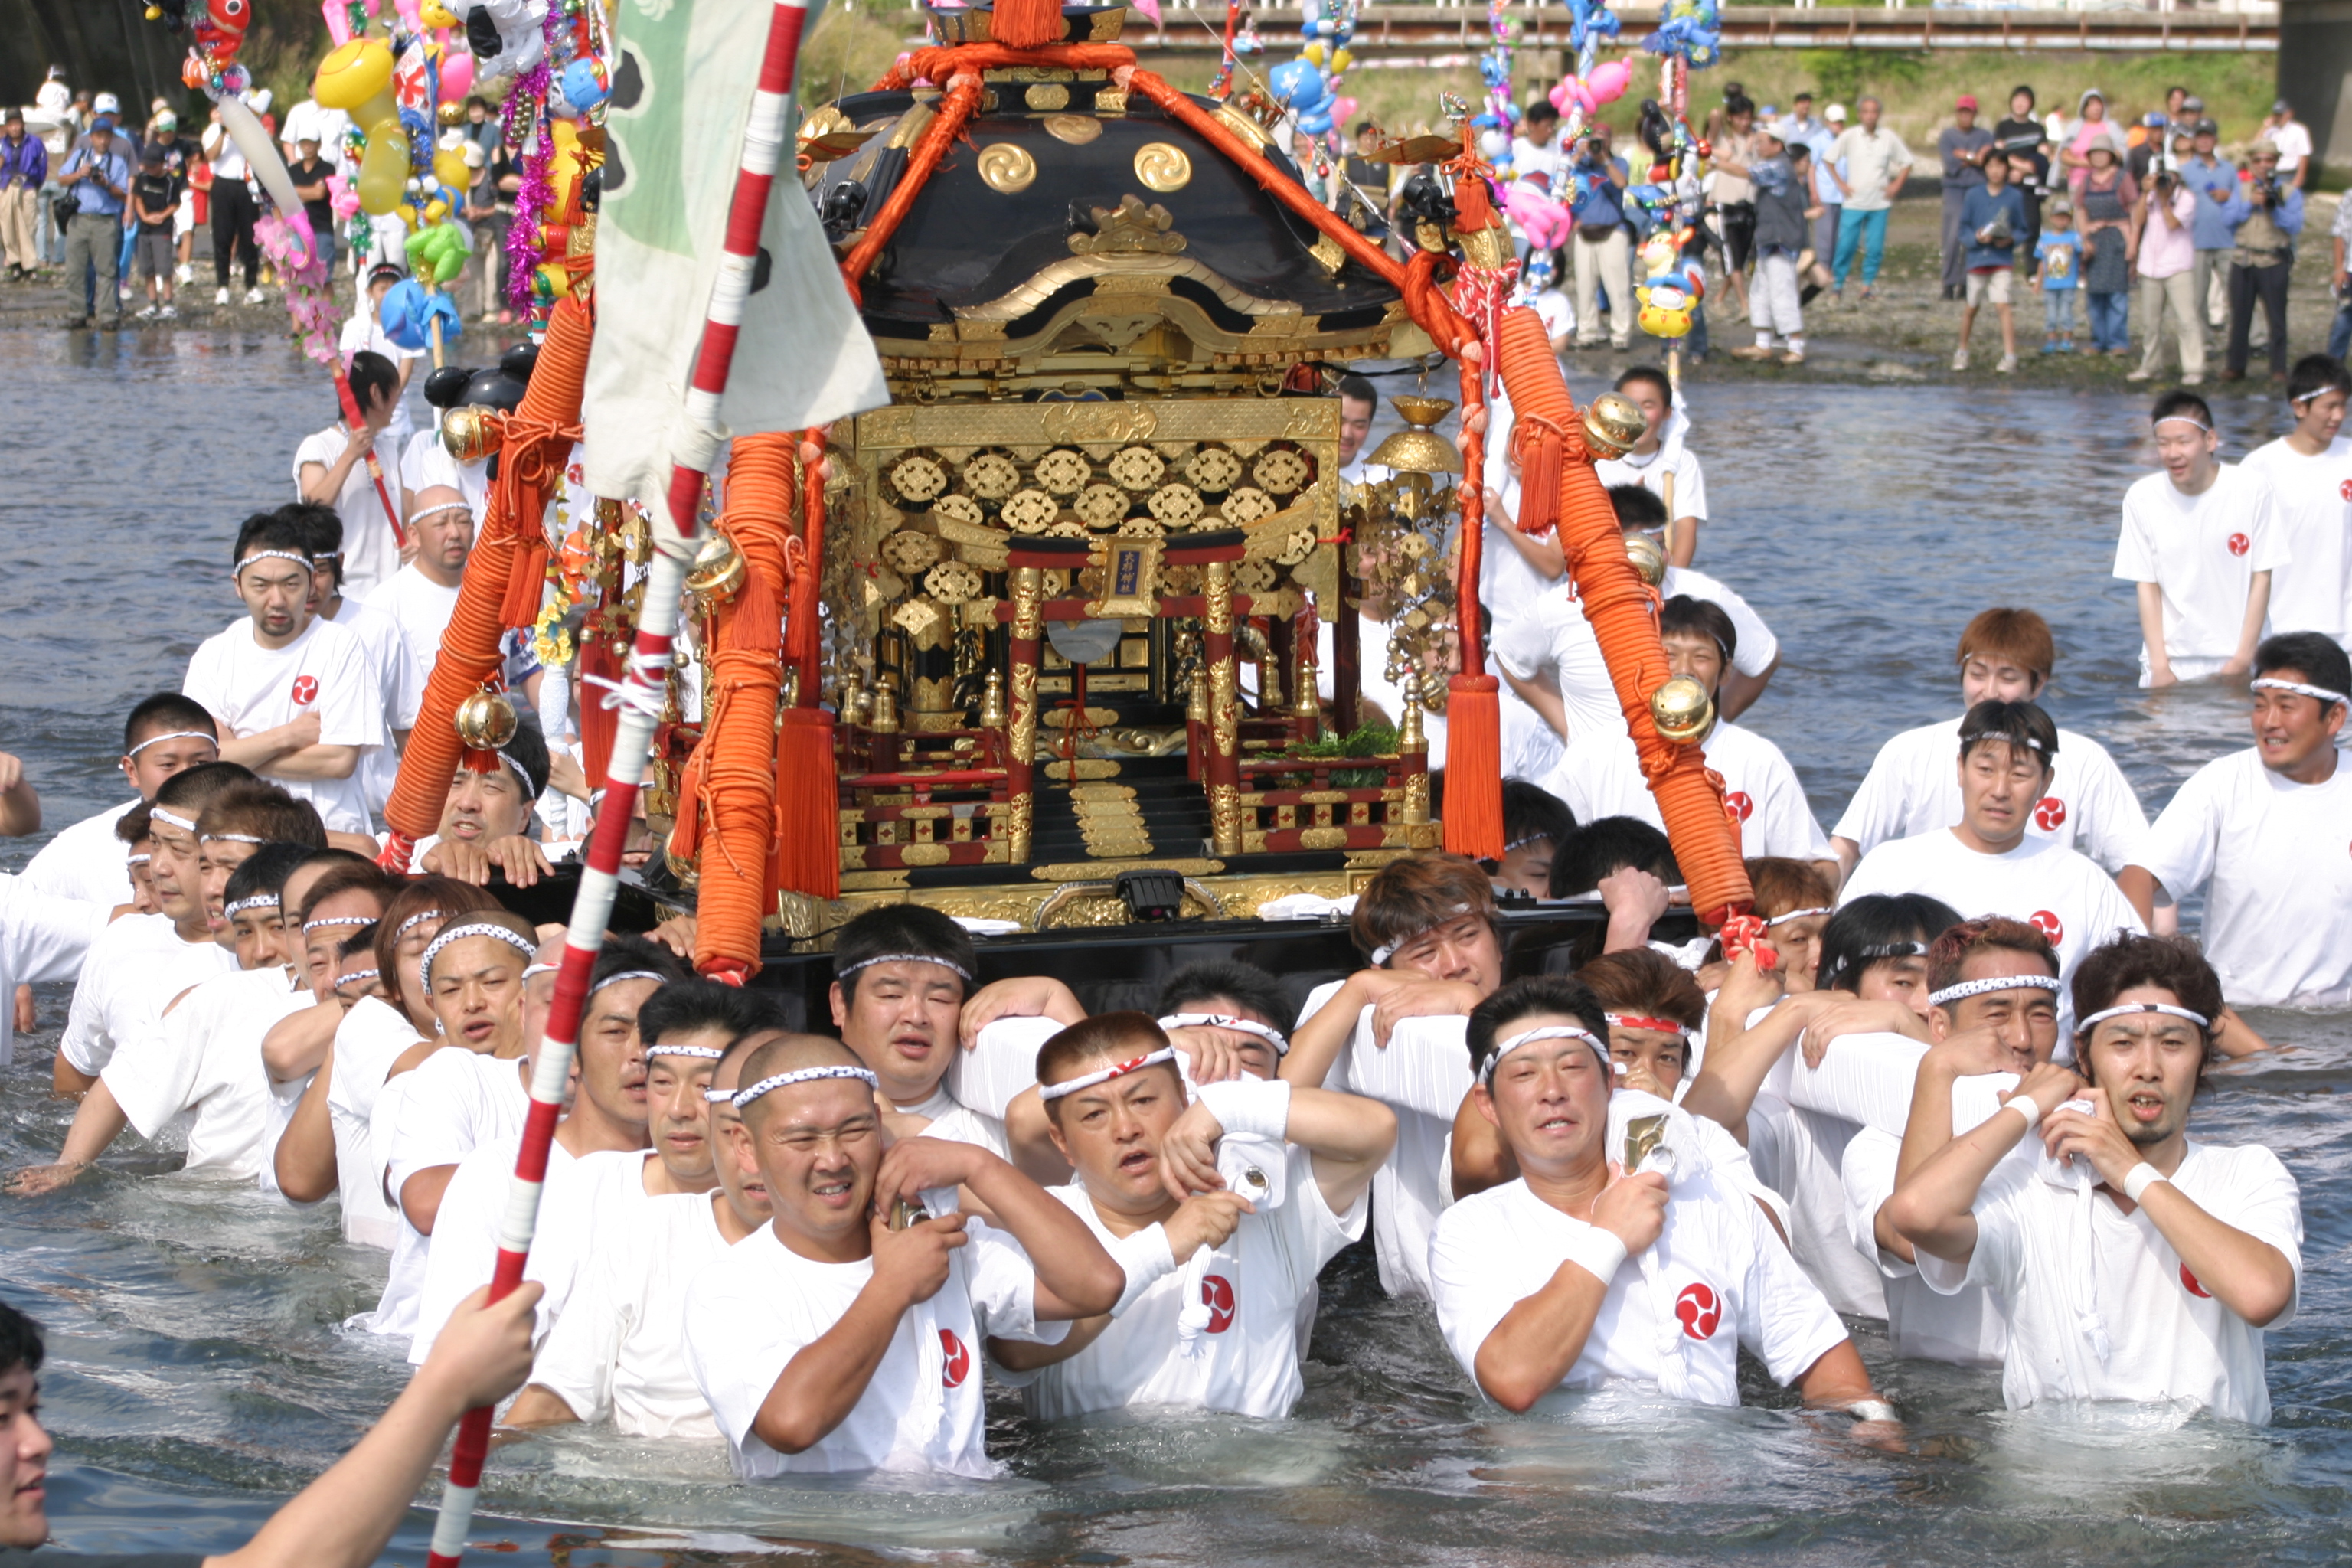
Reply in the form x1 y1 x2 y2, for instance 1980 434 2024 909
130 143 177 320
2032 200 2082 354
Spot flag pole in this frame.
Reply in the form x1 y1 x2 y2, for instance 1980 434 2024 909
420 3 814 1563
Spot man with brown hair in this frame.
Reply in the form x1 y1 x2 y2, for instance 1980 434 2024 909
193 779 328 932
1831 608 2150 880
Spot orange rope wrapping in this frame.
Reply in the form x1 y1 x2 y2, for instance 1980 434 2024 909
681 433 799 982
771 428 838 902
836 70 991 304
384 293 596 842
1491 306 1751 924
988 0 1068 49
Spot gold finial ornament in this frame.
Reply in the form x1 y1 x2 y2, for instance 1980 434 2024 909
440 404 502 464
977 142 1037 194
838 675 871 727
869 681 901 734
454 688 520 750
1397 671 1427 754
1188 668 1209 724
1367 397 1464 477
1648 675 1715 744
1622 530 1668 587
1582 392 1646 459
980 669 1008 729
685 533 746 609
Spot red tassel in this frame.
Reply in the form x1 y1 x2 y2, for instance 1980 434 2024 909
1442 674 1503 860
773 707 840 900
577 636 619 786
1453 175 1496 234
991 0 1064 48
1517 427 1562 538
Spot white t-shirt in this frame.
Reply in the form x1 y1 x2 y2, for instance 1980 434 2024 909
1661 565 1777 679
1325 1007 1470 1300
400 428 491 529
2137 746 2352 1007
371 1048 531 1337
2112 465 2289 675
1831 716 2153 874
1429 1170 1848 1408
1596 439 1708 522
318 597 419 816
2262 119 2313 176
325 995 424 1250
1490 589 1634 750
1540 719 1833 861
2239 435 2352 648
1745 1093 1886 1319
1840 1125 2008 1367
182 615 387 833
1839 829 2146 1037
335 312 420 452
19 800 140 909
1510 135 1567 192
681 1217 1067 1479
1919 1140 2301 1425
532 1190 741 1439
58 912 236 1078
293 423 409 601
1004 1145 1365 1420
103 966 310 1180
410 1142 651 1364
1529 288 1575 342
362 564 462 698
0 876 116 1065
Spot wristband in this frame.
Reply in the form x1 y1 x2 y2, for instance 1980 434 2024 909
2006 1091 2045 1132
1845 1398 1900 1423
1560 1226 1629 1287
1109 1223 1180 1318
2121 1162 2167 1203
1194 1076 1292 1143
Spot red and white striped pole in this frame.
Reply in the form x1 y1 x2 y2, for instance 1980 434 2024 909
422 4 814 1563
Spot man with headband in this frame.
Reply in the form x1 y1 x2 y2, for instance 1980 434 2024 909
283 501 421 821
2123 632 2352 1010
2113 388 2288 689
985 1011 1390 1419
1890 933 2301 1423
1831 609 2152 884
363 483 491 697
512 1007 786 1438
182 512 388 834
409 714 563 886
1429 975 1889 1421
19 693 219 910
680 1032 1120 1478
828 905 1007 1155
1843 701 2144 1026
191 781 327 937
409 938 691 1363
2239 356 2352 649
49 761 248 1093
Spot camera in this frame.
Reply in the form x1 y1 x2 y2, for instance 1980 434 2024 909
2253 170 2282 204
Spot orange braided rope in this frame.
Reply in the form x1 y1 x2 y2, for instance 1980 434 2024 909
1492 306 1751 923
383 293 596 848
681 432 799 982
771 428 838 900
836 70 990 305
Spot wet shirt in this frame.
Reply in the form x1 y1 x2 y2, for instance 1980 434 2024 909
1831 715 2152 873
2112 465 2290 669
58 911 235 1078
2239 434 2352 648
1542 720 1834 862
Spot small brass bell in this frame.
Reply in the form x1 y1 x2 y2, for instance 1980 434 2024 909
1396 671 1427 754
1622 530 1668 588
454 688 520 750
1648 675 1715 744
838 675 871 727
440 404 503 465
686 534 746 609
979 669 1008 730
868 681 901 735
1582 392 1646 459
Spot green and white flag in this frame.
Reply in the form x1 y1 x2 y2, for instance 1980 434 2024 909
583 0 887 514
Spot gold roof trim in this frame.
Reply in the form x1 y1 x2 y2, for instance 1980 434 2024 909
952 252 1302 323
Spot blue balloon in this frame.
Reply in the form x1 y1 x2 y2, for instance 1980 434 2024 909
560 57 609 113
378 279 462 351
1268 58 1329 112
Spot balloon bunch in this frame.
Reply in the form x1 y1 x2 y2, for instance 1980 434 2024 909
1266 0 1356 152
148 0 321 264
1641 0 1722 73
1551 60 1632 134
461 0 608 320
1471 2 1517 171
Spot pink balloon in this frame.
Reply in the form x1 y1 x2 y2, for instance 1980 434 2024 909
438 50 474 103
1332 96 1358 126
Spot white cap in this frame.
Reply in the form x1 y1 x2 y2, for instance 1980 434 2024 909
93 91 119 114
1824 102 1847 122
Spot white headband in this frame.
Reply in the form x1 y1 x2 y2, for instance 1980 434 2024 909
125 730 217 760
1039 1047 1181 1102
1369 902 1473 967
151 806 198 832
2076 1000 2210 1034
648 1042 727 1060
1501 834 1550 854
521 962 560 979
2251 676 2350 710
703 1086 737 1102
335 967 381 986
733 1063 880 1108
589 969 668 998
234 549 314 577
837 952 974 983
224 895 279 917
2152 415 2212 433
1479 1024 1609 1087
203 831 267 845
303 915 374 934
419 922 538 991
1929 975 2063 1007
126 853 150 865
1766 906 1832 926
394 908 446 939
1157 1013 1290 1056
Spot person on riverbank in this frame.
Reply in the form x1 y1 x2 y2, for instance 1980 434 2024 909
1828 96 1913 304
2219 143 2303 384
2241 357 2352 648
2128 155 2203 386
1938 95 1995 302
1887 933 2301 1426
1566 129 1634 352
1733 125 1811 366
2120 632 2352 1009
2031 200 2082 354
0 107 47 279
129 144 178 320
201 106 261 305
2073 135 2137 358
55 118 128 328
2114 390 2284 688
1952 146 2026 374
1831 608 2151 884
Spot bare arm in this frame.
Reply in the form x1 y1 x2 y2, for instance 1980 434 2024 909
1681 971 1808 1142
1886 1060 2077 1265
273 1058 339 1205
400 1164 459 1235
207 1285 540 1568
2115 864 2161 929
260 743 362 782
751 1215 962 1455
2135 580 2174 686
298 441 369 506
1717 650 1779 721
1279 971 1385 1091
1475 1169 1666 1410
0 752 38 836
885 1140 1123 1319
1501 664 1568 742
263 1001 341 1082
501 1384 581 1429
2223 571 2271 676
1795 1339 1877 1408
1288 1085 1397 1213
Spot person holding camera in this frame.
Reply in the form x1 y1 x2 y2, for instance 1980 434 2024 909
2128 158 2203 384
55 116 129 328
2218 145 2303 382
1566 129 1633 352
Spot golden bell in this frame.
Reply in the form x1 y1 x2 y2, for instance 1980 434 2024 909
1583 392 1646 459
979 668 1008 730
685 534 746 609
441 403 504 465
1648 675 1715 744
454 688 520 750
868 681 901 735
1623 530 1668 587
1396 671 1427 754
1367 396 1465 477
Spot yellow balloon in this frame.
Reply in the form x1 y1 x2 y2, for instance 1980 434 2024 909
1333 46 1352 71
357 126 412 215
313 39 395 113
1303 41 1325 65
433 148 470 190
537 260 572 301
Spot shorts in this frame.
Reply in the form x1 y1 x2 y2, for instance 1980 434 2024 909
1718 201 1756 273
135 230 175 281
1965 266 2013 306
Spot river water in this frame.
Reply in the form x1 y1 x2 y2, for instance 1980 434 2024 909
2 330 2347 1566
